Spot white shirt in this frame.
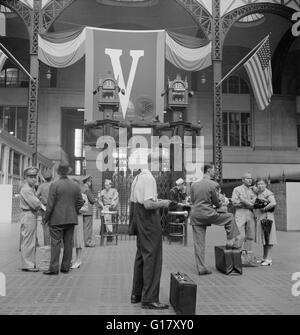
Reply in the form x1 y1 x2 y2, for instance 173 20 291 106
130 169 157 204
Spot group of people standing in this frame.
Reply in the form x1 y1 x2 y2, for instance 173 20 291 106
190 165 277 276
129 160 277 310
18 157 277 311
19 162 119 274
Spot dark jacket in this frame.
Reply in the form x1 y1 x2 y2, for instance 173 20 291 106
44 176 84 226
190 176 222 225
169 186 186 203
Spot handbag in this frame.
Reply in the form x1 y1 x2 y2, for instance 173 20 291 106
253 198 269 209
260 219 273 245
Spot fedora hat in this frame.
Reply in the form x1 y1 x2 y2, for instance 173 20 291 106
57 162 72 175
82 175 92 183
176 178 185 186
42 170 53 180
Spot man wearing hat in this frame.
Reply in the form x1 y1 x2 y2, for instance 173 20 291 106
169 178 187 204
130 152 171 310
82 175 97 247
37 170 53 246
43 162 84 275
19 167 44 272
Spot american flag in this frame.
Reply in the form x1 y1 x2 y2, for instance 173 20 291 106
244 36 273 111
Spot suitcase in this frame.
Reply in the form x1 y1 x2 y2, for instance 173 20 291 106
215 246 243 275
169 272 197 315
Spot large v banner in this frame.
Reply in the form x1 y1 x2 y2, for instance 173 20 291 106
85 28 165 122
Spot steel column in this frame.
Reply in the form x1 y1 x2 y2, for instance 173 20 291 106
27 0 41 165
212 0 223 183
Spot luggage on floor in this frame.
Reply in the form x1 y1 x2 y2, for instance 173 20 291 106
215 246 242 275
169 272 197 315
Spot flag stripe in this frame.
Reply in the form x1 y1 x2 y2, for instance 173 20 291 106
243 36 273 111
245 59 267 110
251 56 269 106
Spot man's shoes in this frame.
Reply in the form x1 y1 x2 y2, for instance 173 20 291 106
142 302 169 310
198 268 212 275
226 237 242 249
22 268 39 272
85 244 95 248
43 270 58 275
131 295 141 304
60 269 70 273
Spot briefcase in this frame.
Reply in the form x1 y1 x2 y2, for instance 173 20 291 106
215 246 242 275
169 272 197 315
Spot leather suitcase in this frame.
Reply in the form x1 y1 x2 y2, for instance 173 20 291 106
169 272 197 315
215 246 243 275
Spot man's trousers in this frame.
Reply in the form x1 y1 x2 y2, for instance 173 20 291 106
131 203 162 303
48 224 74 273
20 212 38 269
83 215 94 246
192 212 240 273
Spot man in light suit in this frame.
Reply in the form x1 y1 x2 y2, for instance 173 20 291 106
190 164 241 275
19 167 44 272
43 162 84 275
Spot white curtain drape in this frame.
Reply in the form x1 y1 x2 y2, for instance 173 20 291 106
165 32 212 72
38 28 86 68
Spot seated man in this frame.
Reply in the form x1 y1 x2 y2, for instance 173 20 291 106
169 178 187 204
168 178 189 239
98 179 119 234
190 164 242 276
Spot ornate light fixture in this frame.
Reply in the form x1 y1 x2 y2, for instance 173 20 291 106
200 73 206 85
46 67 52 80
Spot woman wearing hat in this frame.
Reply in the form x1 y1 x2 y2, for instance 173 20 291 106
71 179 89 269
81 175 97 247
254 178 277 266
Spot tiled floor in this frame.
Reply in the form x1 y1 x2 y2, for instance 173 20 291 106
0 220 299 315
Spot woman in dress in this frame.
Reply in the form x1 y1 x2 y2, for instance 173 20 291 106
254 178 277 266
71 178 88 269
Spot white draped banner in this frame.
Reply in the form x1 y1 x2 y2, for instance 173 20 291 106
165 32 212 72
38 27 212 72
38 28 86 68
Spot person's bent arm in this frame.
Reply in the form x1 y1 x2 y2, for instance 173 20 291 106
231 188 244 208
144 199 170 210
263 193 276 212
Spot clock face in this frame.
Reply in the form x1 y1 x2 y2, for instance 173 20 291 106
173 81 185 90
103 79 115 89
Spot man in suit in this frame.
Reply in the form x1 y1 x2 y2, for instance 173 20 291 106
43 162 84 275
190 164 241 275
82 175 97 247
130 153 171 310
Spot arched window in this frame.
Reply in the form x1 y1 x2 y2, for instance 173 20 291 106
0 68 29 88
222 75 250 94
